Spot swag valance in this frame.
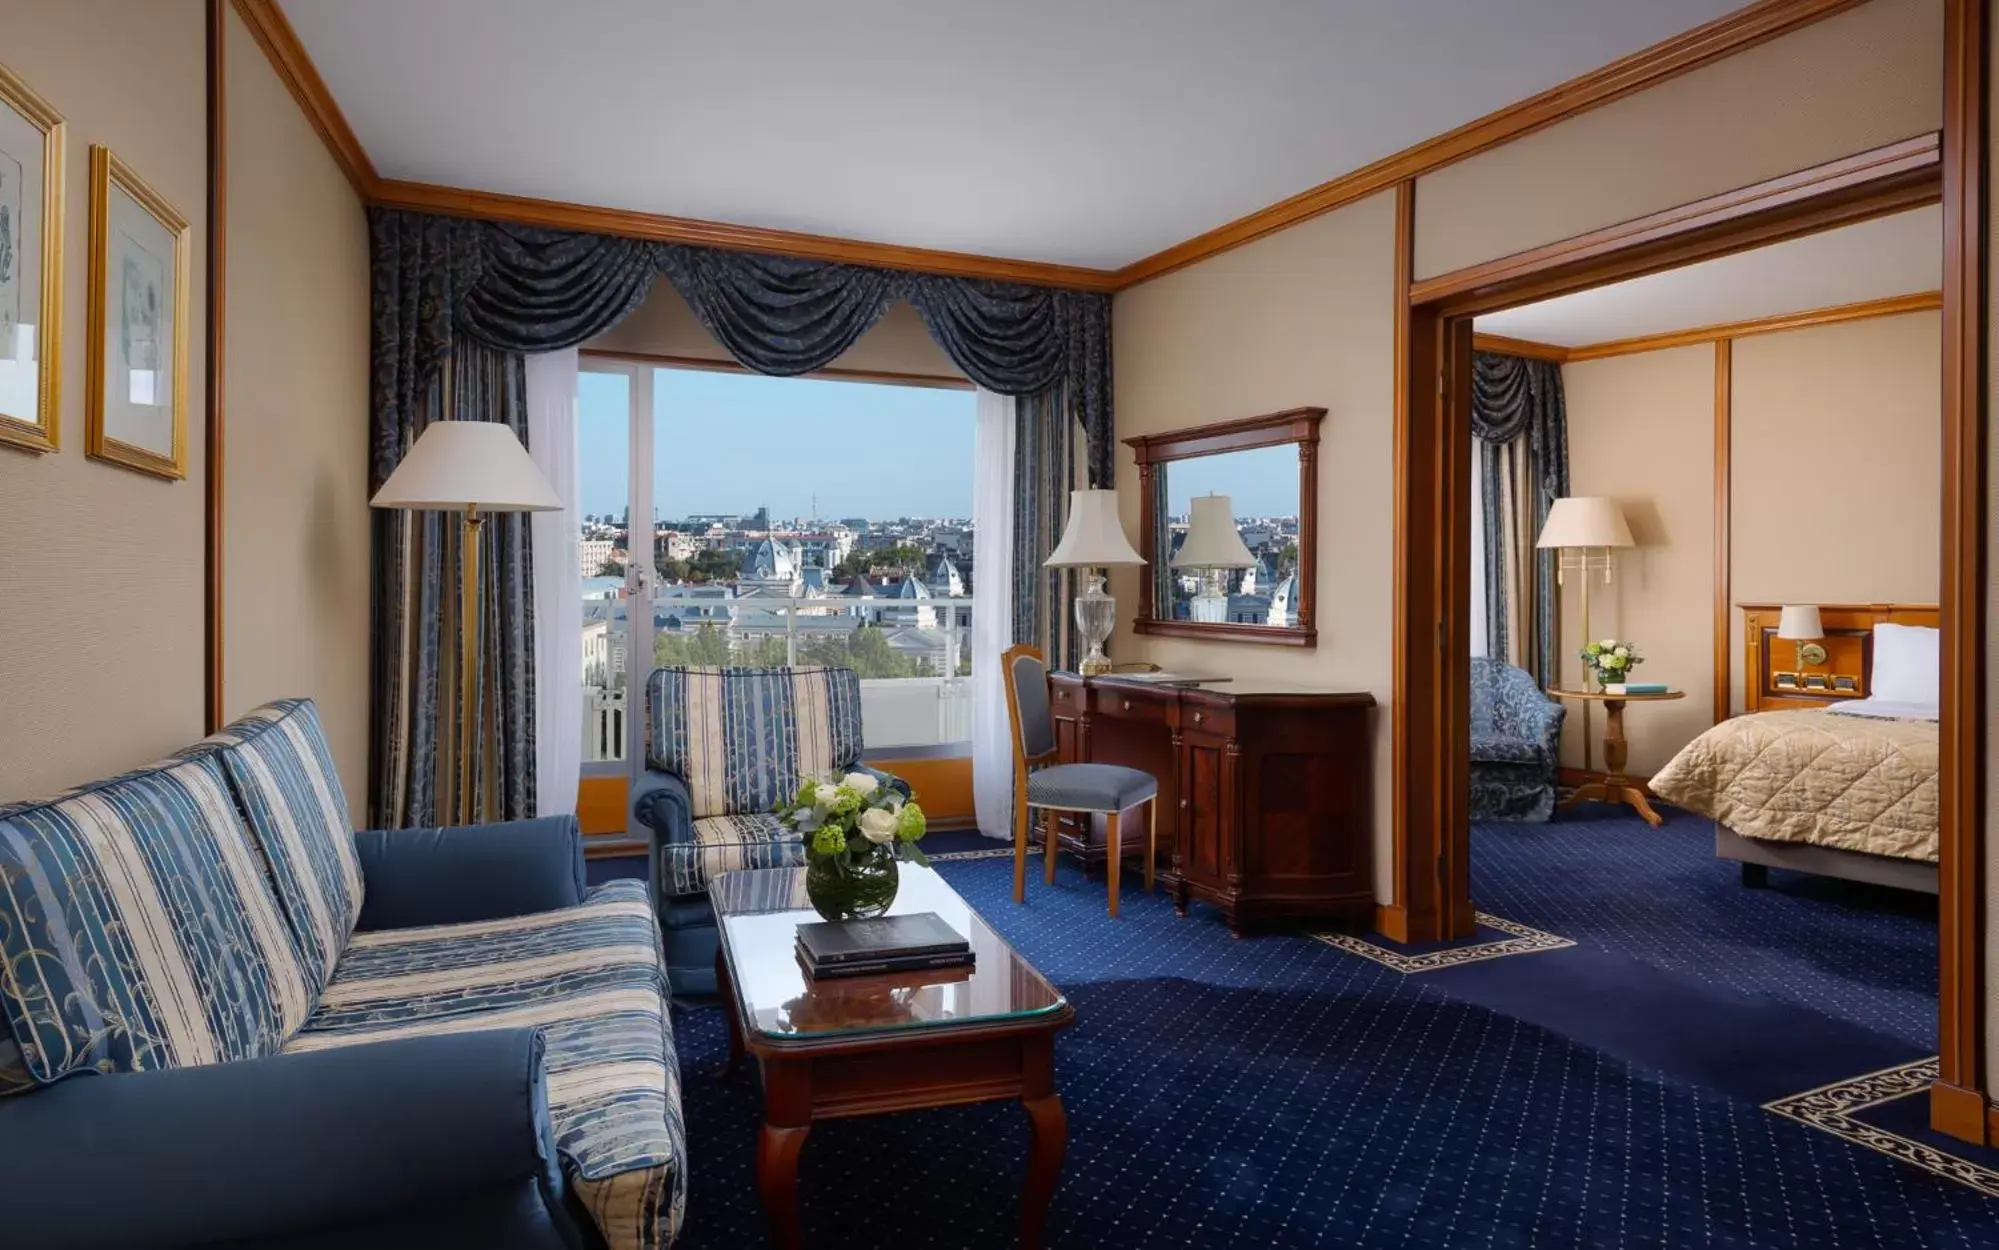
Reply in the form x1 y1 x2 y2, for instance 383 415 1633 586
369 208 1115 487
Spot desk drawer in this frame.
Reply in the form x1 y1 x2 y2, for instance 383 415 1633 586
1179 695 1235 740
1090 684 1178 727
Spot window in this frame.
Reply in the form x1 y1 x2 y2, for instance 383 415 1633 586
576 362 976 772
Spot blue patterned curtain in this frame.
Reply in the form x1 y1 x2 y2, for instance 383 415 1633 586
1470 352 1569 685
369 208 1112 822
1012 384 1079 669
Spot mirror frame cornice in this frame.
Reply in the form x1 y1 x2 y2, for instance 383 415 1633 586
1125 406 1324 647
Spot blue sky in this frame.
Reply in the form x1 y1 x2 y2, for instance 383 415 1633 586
1165 442 1302 518
578 368 976 521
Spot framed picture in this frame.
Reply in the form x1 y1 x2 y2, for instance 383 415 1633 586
0 61 64 454
85 145 188 480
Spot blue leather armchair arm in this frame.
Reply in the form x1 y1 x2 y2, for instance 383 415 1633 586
0 1030 576 1250
355 816 585 931
632 770 693 907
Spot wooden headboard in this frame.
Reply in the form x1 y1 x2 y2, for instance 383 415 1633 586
1741 602 1940 713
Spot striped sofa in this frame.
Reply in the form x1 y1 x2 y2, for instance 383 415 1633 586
0 698 684 1250
631 665 903 995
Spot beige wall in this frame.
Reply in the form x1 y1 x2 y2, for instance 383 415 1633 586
0 0 208 799
1730 311 1941 712
587 282 966 380
220 7 372 817
1414 0 1943 279
1113 193 1398 899
1557 345 1716 778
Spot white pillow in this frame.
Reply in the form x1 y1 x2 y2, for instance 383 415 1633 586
1870 623 1940 706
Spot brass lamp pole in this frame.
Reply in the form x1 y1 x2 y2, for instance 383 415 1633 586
372 421 562 825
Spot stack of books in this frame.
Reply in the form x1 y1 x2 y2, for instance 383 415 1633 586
795 912 973 980
1603 682 1670 695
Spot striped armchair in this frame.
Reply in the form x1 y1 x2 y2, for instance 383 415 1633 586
631 665 904 995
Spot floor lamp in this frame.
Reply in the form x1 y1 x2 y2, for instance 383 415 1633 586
1534 496 1634 772
372 420 562 825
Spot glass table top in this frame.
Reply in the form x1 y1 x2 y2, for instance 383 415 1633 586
711 863 1067 1041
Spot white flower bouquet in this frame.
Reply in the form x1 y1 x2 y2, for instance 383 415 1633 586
1580 638 1642 690
776 772 929 920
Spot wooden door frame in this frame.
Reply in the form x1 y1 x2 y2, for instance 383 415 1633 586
1393 11 1981 1141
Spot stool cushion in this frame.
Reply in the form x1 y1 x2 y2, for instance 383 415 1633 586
1027 764 1158 813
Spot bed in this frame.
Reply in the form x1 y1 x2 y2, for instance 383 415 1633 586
1647 603 1939 893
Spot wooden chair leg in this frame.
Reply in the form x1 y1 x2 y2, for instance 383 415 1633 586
1044 811 1059 884
1106 810 1122 918
1013 795 1030 904
1145 798 1158 894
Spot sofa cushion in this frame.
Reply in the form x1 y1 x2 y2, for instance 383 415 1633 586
0 755 314 1088
665 813 804 897
646 665 864 819
287 880 684 1250
187 699 363 995
1468 733 1551 766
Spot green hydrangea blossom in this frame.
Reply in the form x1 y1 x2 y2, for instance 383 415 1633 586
811 825 848 857
833 786 863 816
896 803 927 843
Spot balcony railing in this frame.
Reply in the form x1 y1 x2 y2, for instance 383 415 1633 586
582 592 976 763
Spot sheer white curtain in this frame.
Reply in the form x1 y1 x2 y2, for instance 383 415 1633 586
1469 452 1489 659
971 389 1017 841
527 348 583 818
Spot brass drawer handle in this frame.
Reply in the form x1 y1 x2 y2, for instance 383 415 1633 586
1056 691 1067 702
1122 700 1132 712
1179 799 1189 809
1193 711 1205 725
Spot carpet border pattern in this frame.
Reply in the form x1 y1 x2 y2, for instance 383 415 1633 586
1309 911 1574 973
1764 1057 1999 1198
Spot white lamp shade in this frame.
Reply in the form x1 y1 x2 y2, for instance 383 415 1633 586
1171 494 1258 569
1777 604 1825 640
1044 489 1145 567
1534 496 1634 549
371 421 562 513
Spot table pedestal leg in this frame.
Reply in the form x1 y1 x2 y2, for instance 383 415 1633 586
1557 698 1668 826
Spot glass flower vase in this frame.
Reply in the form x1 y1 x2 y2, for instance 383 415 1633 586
805 843 900 922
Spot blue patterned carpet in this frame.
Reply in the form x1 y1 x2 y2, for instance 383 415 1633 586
652 815 1998 1249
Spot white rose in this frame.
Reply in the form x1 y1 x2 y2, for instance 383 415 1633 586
1599 638 1617 650
1613 646 1630 658
812 783 842 810
842 771 880 798
857 807 898 844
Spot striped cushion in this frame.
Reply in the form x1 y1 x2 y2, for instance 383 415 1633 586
664 813 804 896
188 699 363 994
0 755 314 1088
290 880 683 1250
646 666 864 819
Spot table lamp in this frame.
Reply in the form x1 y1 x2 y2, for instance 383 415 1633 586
1044 488 1146 676
1535 496 1634 683
1776 604 1827 674
372 420 562 824
1172 494 1257 624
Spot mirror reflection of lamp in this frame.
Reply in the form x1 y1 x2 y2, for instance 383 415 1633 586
1172 494 1258 624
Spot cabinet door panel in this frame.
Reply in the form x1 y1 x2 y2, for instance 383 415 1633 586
1182 741 1225 883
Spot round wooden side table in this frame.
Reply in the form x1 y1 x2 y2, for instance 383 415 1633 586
1545 688 1686 827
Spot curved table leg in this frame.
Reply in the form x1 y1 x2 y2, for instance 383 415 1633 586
756 1123 810 1250
1021 1093 1067 1250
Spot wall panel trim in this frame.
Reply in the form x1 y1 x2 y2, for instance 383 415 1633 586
1712 339 1732 727
206 0 227 731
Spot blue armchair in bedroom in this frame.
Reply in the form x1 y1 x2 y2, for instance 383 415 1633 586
1470 657 1566 823
631 664 906 995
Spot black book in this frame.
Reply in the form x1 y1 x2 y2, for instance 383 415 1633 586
794 942 976 980
794 912 969 966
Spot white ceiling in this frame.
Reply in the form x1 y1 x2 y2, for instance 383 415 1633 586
278 0 1746 269
1473 207 1943 347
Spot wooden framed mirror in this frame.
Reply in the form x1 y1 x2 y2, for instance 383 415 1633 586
1125 407 1323 647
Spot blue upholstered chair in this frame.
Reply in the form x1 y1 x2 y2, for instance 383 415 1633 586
0 698 684 1250
630 665 904 995
1470 657 1566 823
1002 645 1160 916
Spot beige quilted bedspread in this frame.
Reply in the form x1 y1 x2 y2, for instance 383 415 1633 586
1647 709 1938 862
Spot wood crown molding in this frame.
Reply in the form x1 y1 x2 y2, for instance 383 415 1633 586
370 178 1122 291
228 0 377 196
1473 291 1945 365
232 0 1862 294
1113 0 1866 287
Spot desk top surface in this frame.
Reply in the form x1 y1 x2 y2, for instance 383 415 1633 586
1060 672 1374 702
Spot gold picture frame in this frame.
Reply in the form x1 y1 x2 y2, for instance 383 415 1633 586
0 61 65 455
85 145 189 480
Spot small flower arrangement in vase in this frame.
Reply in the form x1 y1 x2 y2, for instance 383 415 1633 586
1580 638 1642 691
776 772 928 922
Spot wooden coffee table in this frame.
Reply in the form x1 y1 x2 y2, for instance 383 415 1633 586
711 864 1075 1249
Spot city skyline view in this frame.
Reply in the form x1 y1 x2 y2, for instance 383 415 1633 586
578 368 977 521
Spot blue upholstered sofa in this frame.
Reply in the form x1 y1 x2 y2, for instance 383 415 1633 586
1470 657 1567 823
0 699 684 1250
631 665 903 996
